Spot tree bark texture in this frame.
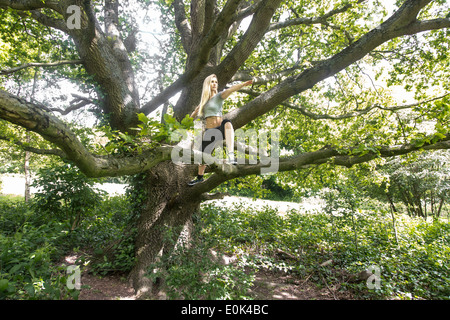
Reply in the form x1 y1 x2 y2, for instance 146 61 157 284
128 161 200 298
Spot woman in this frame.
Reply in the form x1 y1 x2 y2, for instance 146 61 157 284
188 74 252 186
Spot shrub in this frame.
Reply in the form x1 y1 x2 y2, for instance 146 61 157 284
0 196 79 299
77 195 137 275
32 163 106 230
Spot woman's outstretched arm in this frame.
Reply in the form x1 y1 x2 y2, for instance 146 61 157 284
220 80 253 99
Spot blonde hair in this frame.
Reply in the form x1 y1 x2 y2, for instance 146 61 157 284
194 74 217 119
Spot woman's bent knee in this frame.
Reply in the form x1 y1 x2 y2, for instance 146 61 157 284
224 121 233 130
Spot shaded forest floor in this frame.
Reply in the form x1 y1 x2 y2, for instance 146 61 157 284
74 196 353 300
76 267 354 300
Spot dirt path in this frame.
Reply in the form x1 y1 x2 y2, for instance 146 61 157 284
76 268 353 300
78 272 136 300
249 269 353 300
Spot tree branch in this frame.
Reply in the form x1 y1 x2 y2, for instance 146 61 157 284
104 0 120 38
401 17 450 35
0 60 83 76
202 0 217 38
215 0 283 85
190 0 206 38
200 192 230 201
0 135 67 158
233 0 262 22
188 133 450 195
140 0 244 115
0 89 172 177
102 0 135 75
26 0 142 131
231 63 302 84
49 99 92 116
173 0 192 53
189 0 243 68
0 0 56 10
2 85 449 184
139 73 191 115
282 92 450 120
27 10 70 33
226 0 437 129
268 0 366 32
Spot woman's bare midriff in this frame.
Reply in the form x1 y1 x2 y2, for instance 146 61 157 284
205 116 222 129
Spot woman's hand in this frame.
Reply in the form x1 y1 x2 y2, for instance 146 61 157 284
243 79 253 87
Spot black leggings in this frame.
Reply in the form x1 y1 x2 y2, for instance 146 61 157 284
201 119 231 153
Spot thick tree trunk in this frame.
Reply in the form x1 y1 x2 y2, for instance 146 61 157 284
128 161 200 299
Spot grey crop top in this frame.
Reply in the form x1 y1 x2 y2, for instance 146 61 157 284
202 91 224 118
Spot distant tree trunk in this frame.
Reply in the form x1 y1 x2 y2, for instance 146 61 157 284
437 198 445 218
430 192 434 217
24 134 31 202
386 192 398 213
411 184 425 218
24 66 39 202
389 207 399 245
398 187 414 216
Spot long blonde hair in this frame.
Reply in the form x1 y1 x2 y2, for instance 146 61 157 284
192 74 217 119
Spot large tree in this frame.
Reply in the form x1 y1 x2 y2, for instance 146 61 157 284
1 0 449 298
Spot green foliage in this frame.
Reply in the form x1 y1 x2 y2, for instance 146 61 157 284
32 163 106 229
83 195 137 275
354 151 450 219
97 113 194 155
0 196 80 299
195 200 449 300
77 175 146 275
1 186 448 300
0 193 135 299
216 174 299 202
0 120 59 174
385 152 450 218
0 8 76 79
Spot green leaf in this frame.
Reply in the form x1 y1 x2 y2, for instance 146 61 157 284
164 113 177 124
118 132 133 143
9 263 24 274
0 279 9 292
181 115 194 129
414 140 425 148
137 113 149 124
24 283 35 297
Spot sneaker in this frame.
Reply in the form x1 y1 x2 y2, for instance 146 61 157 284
188 177 204 186
225 156 237 165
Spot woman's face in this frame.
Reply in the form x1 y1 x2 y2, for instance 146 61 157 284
210 77 218 92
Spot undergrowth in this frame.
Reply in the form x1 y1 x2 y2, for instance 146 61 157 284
191 201 449 300
1 193 448 300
